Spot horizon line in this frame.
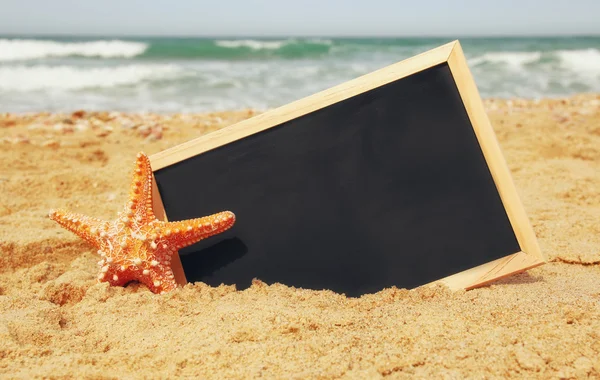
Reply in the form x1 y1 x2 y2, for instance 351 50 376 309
1 32 599 39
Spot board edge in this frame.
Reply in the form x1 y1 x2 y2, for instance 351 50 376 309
446 41 547 270
435 250 545 290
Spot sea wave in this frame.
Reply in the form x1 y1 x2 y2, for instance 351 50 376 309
199 38 333 59
0 64 182 91
215 38 332 50
469 49 600 75
0 37 402 61
139 38 334 59
556 48 600 74
215 39 288 50
1 37 599 112
469 51 542 67
0 39 148 61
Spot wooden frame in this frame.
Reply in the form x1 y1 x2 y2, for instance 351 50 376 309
149 40 546 291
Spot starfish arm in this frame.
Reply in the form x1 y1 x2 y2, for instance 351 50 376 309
161 211 236 250
126 152 156 224
48 209 108 247
138 266 178 294
97 262 177 294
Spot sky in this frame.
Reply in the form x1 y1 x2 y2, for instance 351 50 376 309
1 0 599 37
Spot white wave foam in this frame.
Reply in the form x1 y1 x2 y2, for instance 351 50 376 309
307 38 333 45
555 48 600 74
215 39 290 50
469 49 600 76
0 39 148 61
0 64 182 91
214 38 332 50
469 51 542 67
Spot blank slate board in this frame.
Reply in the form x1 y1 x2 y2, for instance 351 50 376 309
150 41 545 297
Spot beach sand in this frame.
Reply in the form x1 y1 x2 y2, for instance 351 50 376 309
1 95 599 379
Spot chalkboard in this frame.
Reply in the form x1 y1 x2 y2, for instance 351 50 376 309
150 41 545 296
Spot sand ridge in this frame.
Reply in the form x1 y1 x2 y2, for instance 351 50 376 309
0 95 599 378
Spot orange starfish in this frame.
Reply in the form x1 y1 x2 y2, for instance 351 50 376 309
49 152 236 294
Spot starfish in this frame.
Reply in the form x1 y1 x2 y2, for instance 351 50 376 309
49 152 236 294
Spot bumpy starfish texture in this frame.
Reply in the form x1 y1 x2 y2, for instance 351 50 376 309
49 152 236 294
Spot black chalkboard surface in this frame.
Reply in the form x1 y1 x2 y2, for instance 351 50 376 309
150 41 545 296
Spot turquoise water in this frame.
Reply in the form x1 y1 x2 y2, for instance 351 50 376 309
1 36 599 112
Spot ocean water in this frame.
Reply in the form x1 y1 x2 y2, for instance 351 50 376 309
1 36 599 113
